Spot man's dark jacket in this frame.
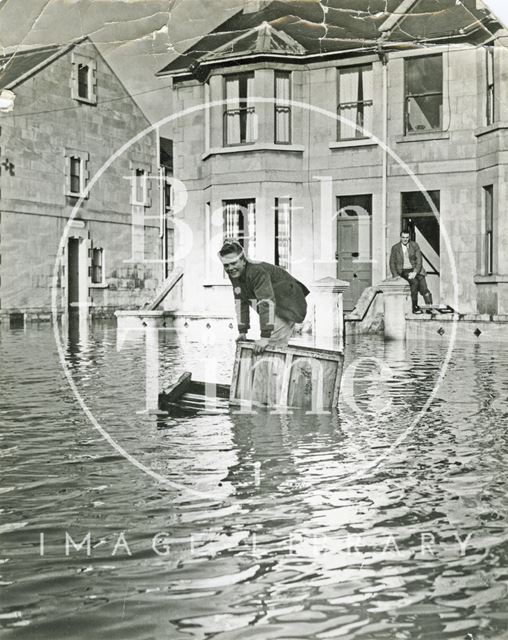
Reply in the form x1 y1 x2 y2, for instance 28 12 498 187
228 260 309 338
389 241 426 277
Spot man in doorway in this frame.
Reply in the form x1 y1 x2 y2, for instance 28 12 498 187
219 239 309 354
389 230 432 314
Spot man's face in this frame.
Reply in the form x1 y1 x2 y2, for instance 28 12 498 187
400 233 410 246
220 252 246 278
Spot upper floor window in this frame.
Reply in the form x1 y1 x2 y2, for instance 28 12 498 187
337 65 373 140
274 72 291 144
224 74 257 146
65 148 89 198
71 52 97 104
484 185 494 275
404 55 442 133
486 47 495 126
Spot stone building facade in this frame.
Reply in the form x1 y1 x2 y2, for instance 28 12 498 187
0 37 166 320
157 0 507 318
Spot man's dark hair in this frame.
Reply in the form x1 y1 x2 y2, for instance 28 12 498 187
218 239 244 257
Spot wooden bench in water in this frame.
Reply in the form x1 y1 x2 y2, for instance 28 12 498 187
158 341 344 414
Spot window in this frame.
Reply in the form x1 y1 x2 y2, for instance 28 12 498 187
484 185 494 275
133 169 147 205
222 199 256 257
405 55 443 133
71 53 97 104
224 74 257 145
91 247 104 284
274 72 291 144
486 47 495 126
69 157 82 195
337 65 373 140
274 197 291 269
77 63 90 100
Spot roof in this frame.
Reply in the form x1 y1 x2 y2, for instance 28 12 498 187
157 0 501 79
0 38 86 91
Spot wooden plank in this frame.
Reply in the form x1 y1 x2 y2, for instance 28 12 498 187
143 268 183 311
162 371 192 403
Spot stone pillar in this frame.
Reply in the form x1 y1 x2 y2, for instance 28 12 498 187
311 277 349 349
377 277 411 341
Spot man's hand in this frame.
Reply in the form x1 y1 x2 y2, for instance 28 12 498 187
253 338 269 355
236 333 247 342
408 271 417 280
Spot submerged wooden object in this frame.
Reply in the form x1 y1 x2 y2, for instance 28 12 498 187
230 341 343 412
159 341 343 414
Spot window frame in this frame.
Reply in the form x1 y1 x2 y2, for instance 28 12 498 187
221 198 256 270
337 64 373 141
404 54 443 135
223 72 257 146
274 71 292 144
71 52 97 105
64 148 89 198
274 197 292 269
486 46 495 126
483 185 494 276
90 246 105 285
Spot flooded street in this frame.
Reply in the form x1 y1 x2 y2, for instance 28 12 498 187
1 320 508 639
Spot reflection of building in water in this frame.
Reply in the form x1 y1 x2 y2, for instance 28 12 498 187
157 1 506 316
0 37 171 320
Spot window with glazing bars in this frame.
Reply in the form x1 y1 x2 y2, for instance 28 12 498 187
91 247 103 284
486 47 495 126
274 72 291 143
69 156 82 195
77 63 89 100
404 55 443 133
222 199 256 259
224 74 257 145
337 65 373 140
484 185 494 275
274 197 291 269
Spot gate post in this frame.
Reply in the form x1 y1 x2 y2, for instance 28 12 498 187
377 277 411 341
311 277 350 349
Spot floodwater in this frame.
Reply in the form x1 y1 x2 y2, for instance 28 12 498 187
1 317 508 640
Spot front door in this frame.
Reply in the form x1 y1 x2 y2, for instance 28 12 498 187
336 195 372 311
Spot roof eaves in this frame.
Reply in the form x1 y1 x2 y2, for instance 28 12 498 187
2 35 88 90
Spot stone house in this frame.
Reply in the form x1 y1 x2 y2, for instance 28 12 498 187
157 0 507 319
0 37 170 320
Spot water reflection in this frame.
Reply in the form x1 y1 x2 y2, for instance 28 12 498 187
1 322 508 639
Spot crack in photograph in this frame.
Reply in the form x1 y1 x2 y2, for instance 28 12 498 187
1 0 508 638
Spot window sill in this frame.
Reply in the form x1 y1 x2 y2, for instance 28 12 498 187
203 282 231 287
474 274 508 284
74 96 97 106
90 282 109 289
329 139 377 150
395 131 450 143
474 122 508 137
202 143 305 160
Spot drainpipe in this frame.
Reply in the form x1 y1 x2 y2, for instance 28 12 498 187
380 50 388 281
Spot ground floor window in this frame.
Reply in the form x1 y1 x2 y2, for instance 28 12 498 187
274 197 291 269
401 190 440 276
91 247 104 284
483 185 494 275
222 199 256 258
